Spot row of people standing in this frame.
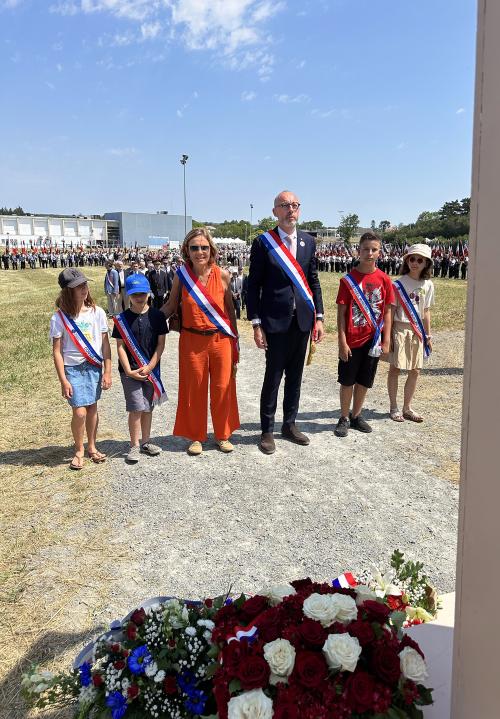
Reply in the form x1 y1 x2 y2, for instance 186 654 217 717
50 190 434 467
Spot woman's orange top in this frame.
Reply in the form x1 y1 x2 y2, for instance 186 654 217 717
181 264 226 331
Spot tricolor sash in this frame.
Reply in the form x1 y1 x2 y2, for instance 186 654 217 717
260 230 316 320
342 273 384 357
332 572 358 590
226 622 259 644
394 280 431 359
113 313 167 405
177 265 239 363
57 309 103 367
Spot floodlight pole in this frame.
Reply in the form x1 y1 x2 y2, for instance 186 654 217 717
180 154 189 236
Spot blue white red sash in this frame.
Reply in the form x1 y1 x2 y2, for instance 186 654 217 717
260 230 316 321
226 622 259 644
113 313 167 405
57 309 103 367
177 264 239 363
332 572 358 590
342 273 384 357
394 280 431 359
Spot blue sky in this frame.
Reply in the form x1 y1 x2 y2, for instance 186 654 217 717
0 0 476 226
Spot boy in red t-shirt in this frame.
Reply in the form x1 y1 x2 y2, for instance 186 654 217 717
335 232 394 437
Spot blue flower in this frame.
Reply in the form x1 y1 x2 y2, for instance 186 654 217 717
106 691 128 719
128 645 152 675
185 688 207 715
78 662 92 687
177 670 196 692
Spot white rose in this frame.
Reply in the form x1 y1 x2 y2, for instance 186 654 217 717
263 639 296 682
354 584 378 606
330 594 358 624
227 689 273 719
399 646 428 683
322 634 362 672
266 584 297 606
303 593 338 627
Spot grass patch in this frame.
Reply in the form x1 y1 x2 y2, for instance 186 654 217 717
0 267 122 717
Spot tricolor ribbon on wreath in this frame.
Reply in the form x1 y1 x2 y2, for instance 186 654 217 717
176 264 240 364
341 273 384 357
393 280 431 360
259 230 317 364
332 572 358 589
57 309 103 367
113 313 167 405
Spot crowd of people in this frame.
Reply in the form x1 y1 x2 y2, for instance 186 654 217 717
49 189 436 468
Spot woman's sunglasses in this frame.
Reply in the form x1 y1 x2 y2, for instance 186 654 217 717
408 255 425 264
189 245 210 252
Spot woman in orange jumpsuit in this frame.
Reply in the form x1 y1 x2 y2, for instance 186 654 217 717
162 228 240 455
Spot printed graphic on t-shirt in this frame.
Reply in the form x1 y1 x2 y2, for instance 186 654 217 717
76 318 93 343
352 284 383 327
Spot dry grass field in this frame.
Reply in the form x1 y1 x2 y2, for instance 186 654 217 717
0 267 467 717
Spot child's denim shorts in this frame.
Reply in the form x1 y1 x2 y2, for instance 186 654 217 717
64 361 102 408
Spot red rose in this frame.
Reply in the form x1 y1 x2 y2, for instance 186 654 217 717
163 675 178 695
92 673 104 687
130 608 146 626
168 638 176 648
362 600 391 623
237 655 270 690
273 703 300 719
346 671 375 713
241 595 269 620
348 619 375 647
127 684 140 699
298 619 327 648
223 640 248 676
371 643 401 685
114 660 126 670
126 623 137 640
111 643 120 653
292 651 327 689
256 608 281 643
290 578 313 592
214 680 230 719
204 598 214 608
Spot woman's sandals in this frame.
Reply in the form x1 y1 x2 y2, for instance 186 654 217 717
390 408 405 422
403 409 424 423
87 450 107 463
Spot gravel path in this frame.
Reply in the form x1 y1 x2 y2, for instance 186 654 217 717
95 327 460 623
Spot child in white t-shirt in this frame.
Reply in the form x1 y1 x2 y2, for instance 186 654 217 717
387 244 434 423
50 269 112 470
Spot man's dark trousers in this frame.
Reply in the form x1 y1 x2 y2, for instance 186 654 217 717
260 315 309 433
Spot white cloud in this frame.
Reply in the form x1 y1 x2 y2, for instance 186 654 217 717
107 146 138 156
456 107 465 114
1 0 24 9
396 141 407 150
45 81 56 90
48 0 285 78
275 93 310 104
56 62 63 71
297 59 306 69
241 90 257 101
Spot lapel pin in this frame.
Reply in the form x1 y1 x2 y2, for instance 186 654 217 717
300 240 305 247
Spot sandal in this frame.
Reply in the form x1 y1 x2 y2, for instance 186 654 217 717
390 409 405 422
403 409 424 423
87 450 107 463
70 454 84 470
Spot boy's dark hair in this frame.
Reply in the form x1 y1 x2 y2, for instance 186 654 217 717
401 257 433 280
359 231 381 246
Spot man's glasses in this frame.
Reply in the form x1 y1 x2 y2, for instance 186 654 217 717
275 202 300 210
408 256 425 264
189 245 210 252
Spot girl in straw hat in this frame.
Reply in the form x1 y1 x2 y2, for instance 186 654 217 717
386 243 434 422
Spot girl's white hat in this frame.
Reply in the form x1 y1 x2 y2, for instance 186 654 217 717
403 243 432 262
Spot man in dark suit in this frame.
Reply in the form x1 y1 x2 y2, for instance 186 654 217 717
247 190 325 454
148 260 169 310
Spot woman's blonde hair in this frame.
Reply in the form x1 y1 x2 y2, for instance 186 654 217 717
181 227 218 266
56 286 95 317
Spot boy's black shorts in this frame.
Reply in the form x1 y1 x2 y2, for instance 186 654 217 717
338 339 380 388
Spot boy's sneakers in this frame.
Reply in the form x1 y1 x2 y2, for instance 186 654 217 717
141 442 162 456
349 412 372 433
334 416 350 437
126 445 141 463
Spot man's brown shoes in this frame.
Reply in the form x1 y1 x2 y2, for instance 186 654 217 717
281 423 310 446
259 432 276 455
